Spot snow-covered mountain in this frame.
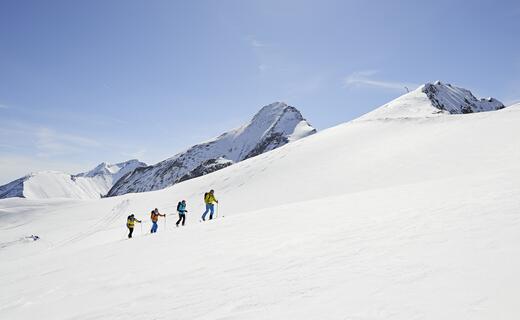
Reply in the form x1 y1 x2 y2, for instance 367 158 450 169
1 84 519 320
75 160 146 183
107 102 316 196
357 81 505 121
0 160 146 200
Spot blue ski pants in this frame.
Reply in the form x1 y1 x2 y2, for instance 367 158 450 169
151 221 158 233
201 204 215 220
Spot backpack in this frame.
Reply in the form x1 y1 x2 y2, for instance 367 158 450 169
204 192 209 202
177 202 182 211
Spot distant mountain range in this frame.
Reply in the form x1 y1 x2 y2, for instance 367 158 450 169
0 160 146 200
0 102 316 200
0 83 510 200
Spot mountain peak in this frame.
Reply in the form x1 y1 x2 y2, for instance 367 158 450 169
357 81 505 121
421 81 505 114
250 102 298 124
76 160 146 179
107 102 316 196
260 101 288 110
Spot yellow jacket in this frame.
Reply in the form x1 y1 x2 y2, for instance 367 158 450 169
204 192 217 204
127 216 141 228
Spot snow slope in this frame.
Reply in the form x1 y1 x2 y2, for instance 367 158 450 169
358 81 505 120
107 102 316 196
0 160 146 200
0 101 519 319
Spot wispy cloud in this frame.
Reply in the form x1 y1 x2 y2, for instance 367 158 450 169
246 35 271 73
0 118 151 183
0 103 10 109
0 119 102 157
246 35 266 48
258 64 268 72
344 70 418 92
35 127 101 157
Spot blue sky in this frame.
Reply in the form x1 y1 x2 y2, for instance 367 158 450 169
0 0 519 184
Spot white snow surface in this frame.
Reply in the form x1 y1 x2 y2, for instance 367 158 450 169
509 102 520 109
0 160 146 200
107 102 316 196
357 81 505 121
1 103 519 319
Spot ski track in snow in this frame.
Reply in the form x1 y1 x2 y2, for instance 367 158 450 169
54 199 130 247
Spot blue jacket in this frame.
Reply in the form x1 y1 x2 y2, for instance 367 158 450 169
177 202 187 214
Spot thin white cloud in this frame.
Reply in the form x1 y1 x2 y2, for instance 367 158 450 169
344 70 418 92
0 104 9 109
0 119 150 184
258 64 268 72
36 127 101 157
246 35 272 73
0 120 102 157
246 35 266 48
251 39 265 48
